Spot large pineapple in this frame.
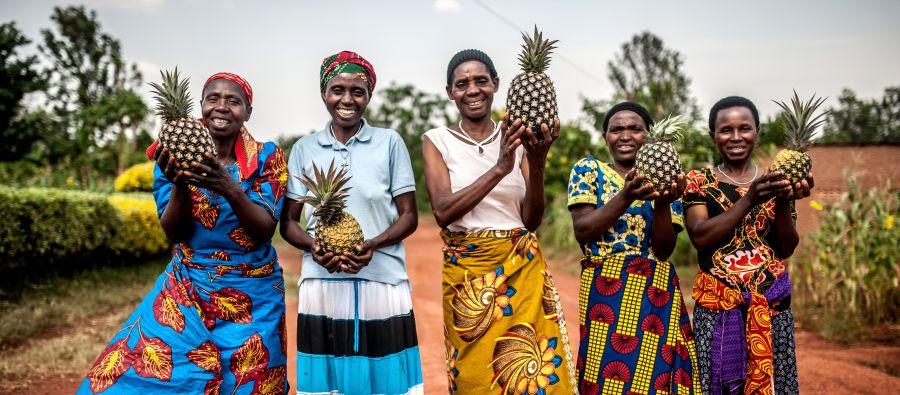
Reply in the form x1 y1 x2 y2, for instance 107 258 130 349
769 90 826 184
635 115 686 192
506 26 558 138
148 68 214 171
297 160 364 255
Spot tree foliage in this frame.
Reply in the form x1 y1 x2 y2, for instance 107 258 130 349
819 87 899 145
365 83 455 209
0 22 48 162
581 31 715 168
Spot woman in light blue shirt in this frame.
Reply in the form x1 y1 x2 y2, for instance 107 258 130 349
280 51 423 394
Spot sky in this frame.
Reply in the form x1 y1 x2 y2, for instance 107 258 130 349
4 0 900 141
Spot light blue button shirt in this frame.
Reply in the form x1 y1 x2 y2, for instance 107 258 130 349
286 119 415 285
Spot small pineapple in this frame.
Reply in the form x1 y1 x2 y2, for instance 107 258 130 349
635 115 686 192
297 160 364 255
148 68 214 171
769 90 826 184
506 26 558 139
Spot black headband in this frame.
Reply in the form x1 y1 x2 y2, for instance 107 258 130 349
447 49 498 86
602 102 654 133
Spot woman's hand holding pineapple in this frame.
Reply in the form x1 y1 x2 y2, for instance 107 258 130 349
156 148 193 184
311 243 343 273
182 152 240 197
655 173 686 205
777 173 815 201
621 169 659 202
743 171 792 205
522 118 560 167
494 115 526 175
340 240 375 274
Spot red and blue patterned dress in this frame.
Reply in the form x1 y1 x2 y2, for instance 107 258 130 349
567 157 699 394
77 129 289 395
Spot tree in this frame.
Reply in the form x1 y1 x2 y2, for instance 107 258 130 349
0 22 47 161
819 87 900 144
39 5 149 180
605 31 699 122
365 83 455 210
581 31 715 168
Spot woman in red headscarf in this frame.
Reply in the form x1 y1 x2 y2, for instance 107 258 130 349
77 73 289 395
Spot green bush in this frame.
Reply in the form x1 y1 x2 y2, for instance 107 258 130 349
0 187 168 277
794 176 899 342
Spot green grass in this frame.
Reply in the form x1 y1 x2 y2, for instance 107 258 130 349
0 257 168 351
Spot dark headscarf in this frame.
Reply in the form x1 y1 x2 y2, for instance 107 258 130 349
446 49 498 86
602 102 654 134
320 50 376 93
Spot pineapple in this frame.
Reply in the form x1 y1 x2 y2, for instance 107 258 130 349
506 26 558 139
148 68 214 171
297 160 364 255
769 90 826 184
635 115 686 192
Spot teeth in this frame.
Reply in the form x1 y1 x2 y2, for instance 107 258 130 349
211 119 228 127
337 109 356 117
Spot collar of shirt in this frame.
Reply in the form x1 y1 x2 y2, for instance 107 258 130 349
316 118 374 148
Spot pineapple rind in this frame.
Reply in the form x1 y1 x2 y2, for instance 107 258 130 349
297 160 366 256
768 90 823 183
150 68 214 171
635 115 685 193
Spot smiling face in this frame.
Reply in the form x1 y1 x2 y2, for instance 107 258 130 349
322 73 370 130
712 106 758 163
446 60 498 121
201 79 251 140
605 110 647 164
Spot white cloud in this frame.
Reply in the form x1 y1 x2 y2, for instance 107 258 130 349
59 0 167 12
433 0 462 13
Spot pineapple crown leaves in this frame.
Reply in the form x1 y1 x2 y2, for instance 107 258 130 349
517 25 558 74
295 159 352 223
772 90 827 152
147 67 194 122
646 114 686 144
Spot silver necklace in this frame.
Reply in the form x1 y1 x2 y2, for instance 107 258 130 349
446 121 500 155
330 123 363 168
717 163 758 186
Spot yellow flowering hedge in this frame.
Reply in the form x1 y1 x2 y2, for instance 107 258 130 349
114 161 156 192
0 187 169 275
108 194 169 258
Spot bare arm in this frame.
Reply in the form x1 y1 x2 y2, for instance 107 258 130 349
648 174 684 261
768 174 813 258
519 120 561 231
423 117 526 229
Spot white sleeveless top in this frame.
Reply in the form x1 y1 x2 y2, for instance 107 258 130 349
423 125 526 232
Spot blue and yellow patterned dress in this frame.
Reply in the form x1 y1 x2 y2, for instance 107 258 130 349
567 157 699 395
78 129 289 395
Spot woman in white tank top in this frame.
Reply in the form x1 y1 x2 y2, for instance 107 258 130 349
423 49 577 394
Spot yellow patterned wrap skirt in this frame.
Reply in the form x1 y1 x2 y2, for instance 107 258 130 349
441 228 577 395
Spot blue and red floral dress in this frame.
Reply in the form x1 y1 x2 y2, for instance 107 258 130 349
77 129 289 395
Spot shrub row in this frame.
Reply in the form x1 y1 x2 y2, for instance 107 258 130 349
0 186 168 276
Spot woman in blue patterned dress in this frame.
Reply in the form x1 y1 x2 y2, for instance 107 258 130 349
78 73 289 395
567 102 699 394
